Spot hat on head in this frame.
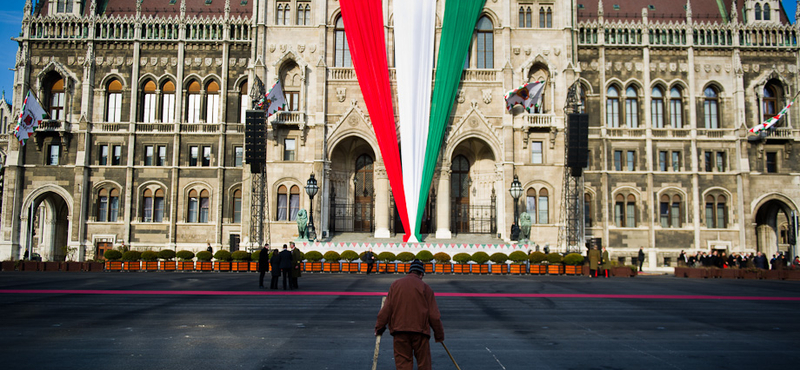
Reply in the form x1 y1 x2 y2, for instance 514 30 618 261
409 259 425 274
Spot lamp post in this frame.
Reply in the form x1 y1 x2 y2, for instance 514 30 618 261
305 173 319 242
509 174 523 224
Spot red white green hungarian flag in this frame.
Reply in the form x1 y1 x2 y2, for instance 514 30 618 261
257 80 286 117
505 81 545 113
15 91 48 146
340 0 485 241
749 94 797 134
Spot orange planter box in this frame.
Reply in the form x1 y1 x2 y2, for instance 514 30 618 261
124 261 140 271
324 262 341 272
341 262 359 272
386 263 397 273
249 262 260 272
106 261 123 271
231 262 249 271
547 264 564 275
509 264 526 274
474 265 489 274
197 261 213 271
215 261 232 271
178 261 195 271
490 264 508 274
565 265 582 275
304 262 322 272
452 264 468 274
424 264 434 273
161 261 177 271
141 261 158 271
397 263 410 273
435 264 452 273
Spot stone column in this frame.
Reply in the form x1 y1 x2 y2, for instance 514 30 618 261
436 165 452 239
374 166 390 238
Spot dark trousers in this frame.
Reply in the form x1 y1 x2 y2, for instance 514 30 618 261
259 271 266 287
392 332 431 370
290 276 298 289
270 275 279 289
366 262 374 274
638 260 644 271
281 268 291 290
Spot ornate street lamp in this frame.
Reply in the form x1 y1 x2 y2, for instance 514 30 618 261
305 173 319 241
509 174 523 224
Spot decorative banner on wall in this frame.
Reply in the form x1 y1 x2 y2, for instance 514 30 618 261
416 0 487 237
395 0 437 242
339 0 411 241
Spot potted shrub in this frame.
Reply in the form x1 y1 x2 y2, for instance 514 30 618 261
141 251 159 271
323 251 341 272
177 250 196 271
489 253 509 274
196 250 213 271
546 253 563 275
213 250 232 271
304 251 323 272
528 251 547 274
396 252 415 273
340 250 359 272
471 252 490 274
416 250 435 273
159 249 177 271
104 250 123 271
508 251 528 274
378 252 396 273
61 246 82 272
433 252 452 274
122 250 142 271
231 251 251 272
452 253 471 274
563 253 584 275
250 250 262 272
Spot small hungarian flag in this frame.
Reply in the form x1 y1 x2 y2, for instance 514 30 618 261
256 80 287 117
504 81 545 113
749 95 796 134
15 91 48 146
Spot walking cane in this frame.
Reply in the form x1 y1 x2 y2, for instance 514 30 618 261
441 342 462 370
371 297 387 370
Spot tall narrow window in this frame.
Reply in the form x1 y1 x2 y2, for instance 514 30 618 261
188 190 199 223
153 189 165 222
659 195 669 228
48 144 60 165
284 138 296 161
607 86 620 127
145 145 154 166
651 87 664 128
205 81 220 123
202 146 211 167
539 7 546 28
625 86 639 128
669 87 683 128
526 188 536 221
277 185 289 221
755 3 762 20
199 190 210 223
277 2 290 25
766 152 777 173
627 151 635 171
286 91 300 111
161 81 176 122
703 87 719 129
704 151 713 172
671 195 681 227
519 6 532 28
290 185 300 221
538 188 548 224
763 3 771 21
98 189 109 222
99 145 109 165
239 82 249 124
584 193 593 227
763 85 778 121
531 141 543 164
716 195 727 229
614 150 622 171
112 145 122 165
106 79 123 122
142 80 157 123
614 194 624 227
297 2 311 25
143 189 154 222
476 16 494 69
659 151 667 171
49 78 65 121
187 81 202 123
232 189 242 223
546 6 552 28
234 146 243 167
157 146 167 166
672 151 680 171
109 189 119 222
715 151 725 172
626 194 636 227
190 146 199 166
334 17 352 67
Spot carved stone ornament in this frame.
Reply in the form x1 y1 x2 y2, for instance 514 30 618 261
229 58 237 67
298 44 305 53
280 44 288 53
32 56 40 65
269 44 276 53
625 62 632 71
336 87 346 102
482 89 492 104
614 62 622 71
590 61 598 71
194 58 202 66
714 65 721 72
148 57 156 66
204 58 213 67
554 47 561 56
524 47 531 56
635 63 643 71
659 62 667 72
680 63 688 72
669 63 677 72
114 57 124 65
42 56 50 64
239 58 248 67
77 56 84 65
743 64 749 72
215 58 223 66
778 65 785 73
469 117 479 128
606 62 612 70
171 57 178 66
725 64 731 73
348 116 358 127
704 64 711 73
95 56 103 66
543 49 550 56
126 57 133 66
159 57 168 66
67 56 75 65
513 47 520 55
789 65 796 73
651 63 657 72
140 57 147 66
457 89 465 103
310 44 317 53
752 64 760 72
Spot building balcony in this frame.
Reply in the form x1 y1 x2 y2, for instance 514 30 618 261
136 123 175 133
271 111 306 127
516 113 556 130
606 127 646 138
763 127 798 140
651 128 691 139
696 128 735 139
35 120 70 132
180 123 220 133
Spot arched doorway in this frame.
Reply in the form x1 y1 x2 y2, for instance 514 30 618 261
24 191 70 261
328 136 376 235
354 154 374 232
754 198 795 258
449 138 497 235
451 155 471 233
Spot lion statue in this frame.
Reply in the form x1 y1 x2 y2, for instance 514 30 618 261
519 212 532 241
296 209 308 240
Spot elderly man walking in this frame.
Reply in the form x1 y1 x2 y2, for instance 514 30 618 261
375 260 444 370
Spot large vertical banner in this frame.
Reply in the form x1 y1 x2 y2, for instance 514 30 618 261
339 0 411 241
394 0 436 242
416 0 486 237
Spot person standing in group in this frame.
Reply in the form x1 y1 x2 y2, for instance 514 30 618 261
375 260 444 370
279 244 293 290
258 243 270 289
206 243 213 254
678 250 687 266
290 242 302 289
587 246 601 278
364 248 376 275
754 251 768 269
637 247 645 272
269 249 281 289
601 247 610 278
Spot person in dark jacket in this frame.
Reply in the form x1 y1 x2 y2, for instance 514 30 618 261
587 246 601 277
637 247 645 272
279 244 293 290
258 244 270 288
290 242 302 289
754 252 768 269
375 260 444 370
269 249 281 289
364 248 376 275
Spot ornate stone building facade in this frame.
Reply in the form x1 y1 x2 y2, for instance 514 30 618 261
0 0 797 269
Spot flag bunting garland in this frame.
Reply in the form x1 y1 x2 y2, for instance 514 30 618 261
749 92 799 134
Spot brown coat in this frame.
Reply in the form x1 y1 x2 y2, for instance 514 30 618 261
588 249 601 268
375 274 444 342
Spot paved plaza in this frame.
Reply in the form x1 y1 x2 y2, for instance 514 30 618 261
1 272 799 369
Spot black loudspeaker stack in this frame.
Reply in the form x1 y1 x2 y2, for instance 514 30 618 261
567 113 589 176
245 110 267 173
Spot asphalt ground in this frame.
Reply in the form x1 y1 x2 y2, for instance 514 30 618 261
1 271 799 370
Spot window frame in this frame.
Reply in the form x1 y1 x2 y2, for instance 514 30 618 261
475 16 494 69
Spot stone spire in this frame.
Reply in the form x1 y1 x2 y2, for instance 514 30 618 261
181 0 186 19
23 0 31 16
137 0 142 18
90 0 97 16
796 1 800 27
598 0 604 23
225 0 231 18
730 0 738 24
686 0 692 24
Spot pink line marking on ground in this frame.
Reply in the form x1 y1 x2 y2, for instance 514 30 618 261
0 289 799 301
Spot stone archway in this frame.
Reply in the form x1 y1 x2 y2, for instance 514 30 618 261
754 199 795 258
23 192 70 261
328 135 379 236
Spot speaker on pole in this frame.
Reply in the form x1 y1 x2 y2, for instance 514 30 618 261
567 113 589 175
245 110 267 173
